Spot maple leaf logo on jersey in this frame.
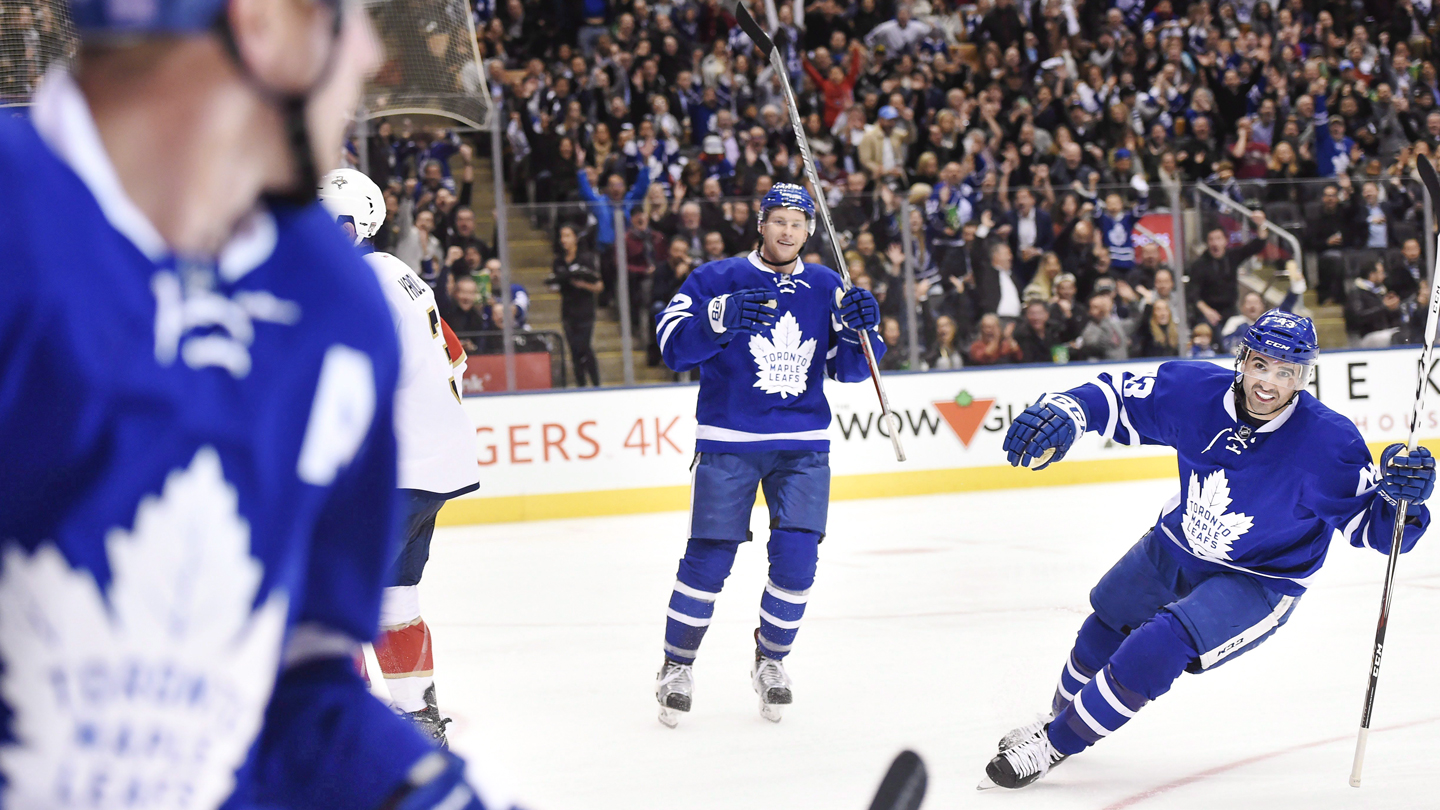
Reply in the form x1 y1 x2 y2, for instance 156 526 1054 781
749 310 817 399
0 447 289 808
1180 470 1254 563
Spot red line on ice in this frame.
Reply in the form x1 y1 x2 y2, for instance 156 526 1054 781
1102 715 1440 809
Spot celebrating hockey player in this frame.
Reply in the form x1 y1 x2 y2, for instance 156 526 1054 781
651 183 885 726
980 310 1435 789
320 169 480 747
0 1 513 808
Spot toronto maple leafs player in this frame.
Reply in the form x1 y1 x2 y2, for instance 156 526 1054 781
979 310 1435 790
652 183 885 726
319 169 480 747
0 1 513 808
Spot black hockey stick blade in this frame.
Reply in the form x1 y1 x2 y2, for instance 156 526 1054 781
735 2 775 57
1419 154 1440 230
867 750 927 810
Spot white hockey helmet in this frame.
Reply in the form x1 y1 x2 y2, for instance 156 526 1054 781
318 168 385 245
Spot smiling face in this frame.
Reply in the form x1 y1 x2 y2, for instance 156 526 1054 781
1239 351 1305 418
759 207 809 267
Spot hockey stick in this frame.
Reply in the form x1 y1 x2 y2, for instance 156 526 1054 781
1349 153 1440 787
735 2 906 462
868 750 927 810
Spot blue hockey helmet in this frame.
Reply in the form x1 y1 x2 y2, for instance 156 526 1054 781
1235 309 1318 396
1242 309 1319 366
758 183 817 236
69 0 243 35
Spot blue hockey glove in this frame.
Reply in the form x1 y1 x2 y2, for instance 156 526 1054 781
1378 444 1436 507
1003 394 1089 471
832 286 880 331
704 288 778 343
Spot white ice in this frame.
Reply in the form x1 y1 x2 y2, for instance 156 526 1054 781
419 479 1440 809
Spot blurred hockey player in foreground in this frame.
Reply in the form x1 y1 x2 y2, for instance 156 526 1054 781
0 0 513 807
981 311 1435 789
320 169 480 747
651 183 885 726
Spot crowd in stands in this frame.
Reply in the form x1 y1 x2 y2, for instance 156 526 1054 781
466 0 1440 375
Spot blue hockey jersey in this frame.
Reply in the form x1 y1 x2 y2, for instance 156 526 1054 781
1095 202 1146 270
1065 361 1428 596
0 75 444 808
655 252 884 453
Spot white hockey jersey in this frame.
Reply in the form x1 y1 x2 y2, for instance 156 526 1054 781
365 249 480 497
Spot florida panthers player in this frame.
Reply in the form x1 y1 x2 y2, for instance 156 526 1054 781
0 0 511 807
651 183 884 726
319 169 480 747
980 311 1435 789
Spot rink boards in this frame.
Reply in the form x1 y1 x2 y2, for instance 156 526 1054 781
438 347 1440 525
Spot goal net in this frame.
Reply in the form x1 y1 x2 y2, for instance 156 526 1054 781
363 0 493 131
0 2 77 107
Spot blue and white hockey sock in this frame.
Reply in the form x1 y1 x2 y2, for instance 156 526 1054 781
1049 612 1195 756
1051 650 1097 717
663 538 741 663
1052 613 1125 715
664 579 718 664
757 578 810 659
756 528 820 660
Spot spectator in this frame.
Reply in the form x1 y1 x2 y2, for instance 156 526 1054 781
1349 179 1410 250
674 201 707 261
1022 251 1062 303
445 206 492 259
1304 183 1352 305
1393 284 1433 346
1014 300 1062 364
1220 291 1268 352
975 241 1022 323
576 143 654 306
1132 298 1182 358
1189 322 1218 357
548 224 604 387
1262 141 1316 205
1387 237 1425 302
394 195 445 282
1002 186 1053 282
1186 212 1269 331
923 315 964 370
701 230 729 262
968 313 1023 366
440 276 489 353
859 106 913 187
626 207 665 330
1048 273 1086 343
1073 294 1128 362
1345 261 1403 346
879 317 910 371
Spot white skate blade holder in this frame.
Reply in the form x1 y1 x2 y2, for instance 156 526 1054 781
658 706 682 729
976 773 1001 791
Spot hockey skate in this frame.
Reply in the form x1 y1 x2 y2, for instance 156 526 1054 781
750 651 793 723
656 658 694 728
405 685 453 749
977 724 1067 790
996 713 1052 752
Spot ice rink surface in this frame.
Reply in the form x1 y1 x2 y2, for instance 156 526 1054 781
418 479 1440 809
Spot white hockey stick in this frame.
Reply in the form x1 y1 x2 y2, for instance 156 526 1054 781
1349 153 1440 787
735 2 906 462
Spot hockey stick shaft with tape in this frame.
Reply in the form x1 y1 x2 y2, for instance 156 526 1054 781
1350 153 1440 787
735 2 905 462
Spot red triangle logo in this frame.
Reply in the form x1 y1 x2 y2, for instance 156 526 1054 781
933 397 996 447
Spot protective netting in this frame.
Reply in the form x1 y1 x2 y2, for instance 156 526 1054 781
364 0 492 130
0 0 77 107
